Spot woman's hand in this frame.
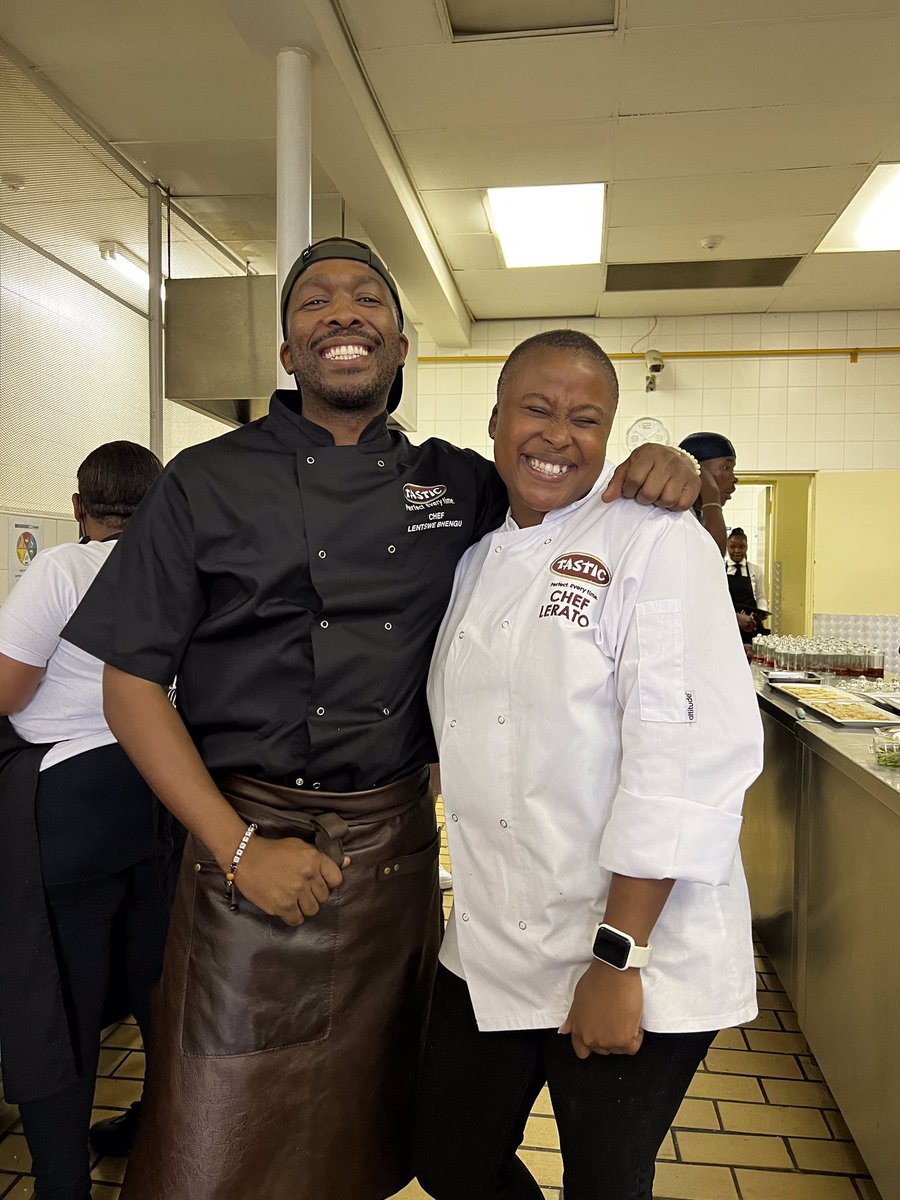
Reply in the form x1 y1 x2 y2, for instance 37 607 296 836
232 835 349 927
559 962 644 1058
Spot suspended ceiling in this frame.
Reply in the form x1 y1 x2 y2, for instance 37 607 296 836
1 0 899 345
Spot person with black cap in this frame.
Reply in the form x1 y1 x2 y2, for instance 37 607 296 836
677 431 738 556
63 238 704 1200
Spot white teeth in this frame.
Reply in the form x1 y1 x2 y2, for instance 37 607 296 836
526 456 571 477
322 344 371 360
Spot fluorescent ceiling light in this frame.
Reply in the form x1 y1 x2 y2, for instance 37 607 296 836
487 183 605 268
816 163 900 253
99 240 150 287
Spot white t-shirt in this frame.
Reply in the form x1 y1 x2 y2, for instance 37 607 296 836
428 463 764 1035
0 540 119 770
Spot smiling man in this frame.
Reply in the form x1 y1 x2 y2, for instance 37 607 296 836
63 240 703 1200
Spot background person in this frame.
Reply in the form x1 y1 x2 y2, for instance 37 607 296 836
0 442 172 1200
678 431 739 556
62 240 704 1200
726 527 769 646
416 331 763 1200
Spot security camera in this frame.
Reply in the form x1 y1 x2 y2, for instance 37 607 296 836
644 350 665 373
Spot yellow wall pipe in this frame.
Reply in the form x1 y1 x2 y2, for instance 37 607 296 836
419 346 900 365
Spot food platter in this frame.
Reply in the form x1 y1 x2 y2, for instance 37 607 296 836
767 682 900 727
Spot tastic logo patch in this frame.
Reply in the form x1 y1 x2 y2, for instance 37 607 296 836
549 551 611 587
403 483 447 509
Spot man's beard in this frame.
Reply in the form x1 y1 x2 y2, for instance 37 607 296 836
287 334 401 412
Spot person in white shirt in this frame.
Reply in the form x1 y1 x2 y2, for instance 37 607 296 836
0 442 172 1200
725 527 769 646
415 331 763 1200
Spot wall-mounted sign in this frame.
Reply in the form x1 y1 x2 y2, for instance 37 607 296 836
8 515 44 584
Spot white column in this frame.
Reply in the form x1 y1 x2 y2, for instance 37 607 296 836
147 183 164 458
276 47 313 379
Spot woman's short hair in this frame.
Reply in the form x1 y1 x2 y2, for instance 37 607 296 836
76 441 163 525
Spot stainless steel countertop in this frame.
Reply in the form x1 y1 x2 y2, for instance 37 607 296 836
753 668 900 815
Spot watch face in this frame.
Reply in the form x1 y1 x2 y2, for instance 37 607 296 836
592 925 632 969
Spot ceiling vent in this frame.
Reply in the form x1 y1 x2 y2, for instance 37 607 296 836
445 0 616 39
605 258 802 292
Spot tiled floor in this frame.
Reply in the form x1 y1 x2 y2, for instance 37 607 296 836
0 818 883 1199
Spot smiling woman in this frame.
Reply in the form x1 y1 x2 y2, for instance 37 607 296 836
488 330 619 528
416 329 763 1200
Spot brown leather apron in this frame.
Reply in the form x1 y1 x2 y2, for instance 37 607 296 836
121 768 440 1200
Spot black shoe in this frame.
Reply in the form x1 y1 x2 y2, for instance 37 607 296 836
89 1100 142 1157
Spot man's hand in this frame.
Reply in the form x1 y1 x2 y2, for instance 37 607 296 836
603 444 701 511
559 962 644 1059
234 835 348 927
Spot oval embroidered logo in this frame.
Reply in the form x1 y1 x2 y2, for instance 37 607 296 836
550 552 611 586
403 483 447 504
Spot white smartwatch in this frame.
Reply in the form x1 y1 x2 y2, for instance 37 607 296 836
591 923 652 971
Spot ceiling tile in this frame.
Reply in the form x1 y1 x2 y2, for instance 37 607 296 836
442 233 504 270
606 216 832 263
598 288 780 317
421 189 492 234
608 166 868 226
624 0 900 29
456 264 605 318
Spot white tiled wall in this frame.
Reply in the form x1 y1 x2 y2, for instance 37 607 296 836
411 310 900 474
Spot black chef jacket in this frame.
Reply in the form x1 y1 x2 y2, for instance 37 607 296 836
63 390 507 791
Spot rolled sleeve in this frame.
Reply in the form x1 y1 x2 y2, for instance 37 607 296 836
599 788 743 885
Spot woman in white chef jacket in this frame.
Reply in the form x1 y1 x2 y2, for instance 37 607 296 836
415 331 763 1200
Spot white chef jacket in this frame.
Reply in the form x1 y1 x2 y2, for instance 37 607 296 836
428 462 763 1034
725 557 768 612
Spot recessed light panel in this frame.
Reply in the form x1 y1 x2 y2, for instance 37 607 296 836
486 184 605 268
816 163 900 253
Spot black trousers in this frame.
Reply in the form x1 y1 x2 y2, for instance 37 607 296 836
414 965 716 1200
15 748 173 1200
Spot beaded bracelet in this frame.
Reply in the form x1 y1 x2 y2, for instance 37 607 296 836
672 446 702 476
225 822 258 909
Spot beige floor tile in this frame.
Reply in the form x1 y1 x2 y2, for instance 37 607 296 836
712 1028 746 1050
97 1048 128 1076
777 1011 802 1032
91 1156 127 1184
761 1079 838 1109
675 1130 792 1169
387 1181 431 1200
686 1072 765 1103
0 1136 30 1175
112 1051 145 1080
673 1098 719 1130
0 1173 24 1198
0 1179 34 1200
742 1010 782 1031
532 1088 554 1117
705 1049 803 1079
799 1056 823 1082
658 1131 677 1160
756 991 794 1011
100 1025 143 1051
744 1029 808 1055
92 1079 143 1109
0 1103 18 1137
824 1110 853 1140
653 1161 738 1200
788 1138 868 1174
523 1114 559 1150
761 973 784 991
734 1168 858 1199
717 1101 829 1138
518 1149 562 1187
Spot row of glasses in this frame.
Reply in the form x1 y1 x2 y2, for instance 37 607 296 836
751 635 885 679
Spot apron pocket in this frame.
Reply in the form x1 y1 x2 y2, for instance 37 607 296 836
375 830 441 881
181 850 339 1057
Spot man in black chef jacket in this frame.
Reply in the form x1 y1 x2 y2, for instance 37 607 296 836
63 238 703 1200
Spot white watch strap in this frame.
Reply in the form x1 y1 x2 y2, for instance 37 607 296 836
624 941 652 969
